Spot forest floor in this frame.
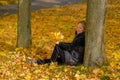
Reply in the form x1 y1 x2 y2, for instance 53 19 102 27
0 1 120 80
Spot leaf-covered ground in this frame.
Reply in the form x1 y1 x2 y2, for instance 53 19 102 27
0 1 120 80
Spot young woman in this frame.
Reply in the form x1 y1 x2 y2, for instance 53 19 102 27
26 21 86 66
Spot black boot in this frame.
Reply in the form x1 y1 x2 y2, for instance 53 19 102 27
37 59 45 64
37 59 51 65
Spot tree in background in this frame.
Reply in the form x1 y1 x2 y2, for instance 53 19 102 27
84 0 107 67
17 0 32 48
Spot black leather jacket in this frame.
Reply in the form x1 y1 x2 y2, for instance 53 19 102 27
59 32 85 50
58 32 85 65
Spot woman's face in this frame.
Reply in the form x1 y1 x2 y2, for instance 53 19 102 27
76 23 84 34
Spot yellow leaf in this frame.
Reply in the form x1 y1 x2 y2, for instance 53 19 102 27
25 73 31 79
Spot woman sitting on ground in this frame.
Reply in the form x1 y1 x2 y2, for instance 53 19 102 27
26 21 86 66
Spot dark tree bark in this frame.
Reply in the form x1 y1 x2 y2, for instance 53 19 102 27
17 0 32 48
84 0 107 67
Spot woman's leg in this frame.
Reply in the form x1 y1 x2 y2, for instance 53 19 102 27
37 59 51 64
26 44 65 65
37 44 65 65
50 44 65 63
26 58 51 65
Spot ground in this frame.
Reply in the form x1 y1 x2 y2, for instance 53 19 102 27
0 0 120 80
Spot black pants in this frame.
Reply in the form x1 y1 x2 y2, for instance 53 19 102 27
37 44 65 65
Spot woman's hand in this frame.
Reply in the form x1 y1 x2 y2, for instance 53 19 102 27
56 41 59 44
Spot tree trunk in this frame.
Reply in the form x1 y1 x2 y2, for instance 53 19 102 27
17 0 31 48
84 0 107 67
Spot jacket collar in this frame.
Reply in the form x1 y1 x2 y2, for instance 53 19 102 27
75 31 85 37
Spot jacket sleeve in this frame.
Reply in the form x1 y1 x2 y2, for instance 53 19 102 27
58 42 72 51
71 37 85 49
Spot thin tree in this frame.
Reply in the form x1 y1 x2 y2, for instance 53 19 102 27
84 0 107 67
17 0 32 48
